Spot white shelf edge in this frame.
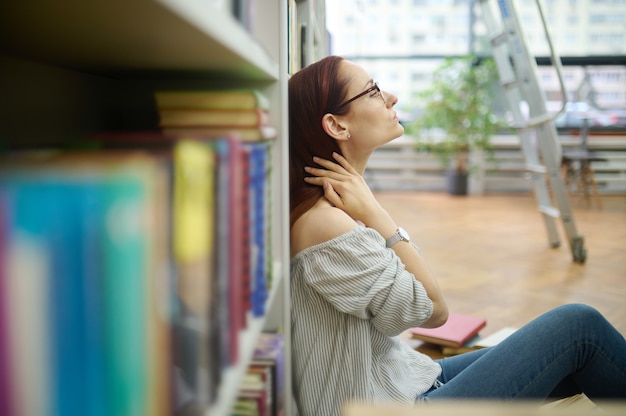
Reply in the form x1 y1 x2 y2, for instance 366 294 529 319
156 0 279 79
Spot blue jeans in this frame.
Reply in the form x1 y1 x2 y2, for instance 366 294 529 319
419 304 626 401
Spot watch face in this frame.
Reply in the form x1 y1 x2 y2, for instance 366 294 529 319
398 227 410 241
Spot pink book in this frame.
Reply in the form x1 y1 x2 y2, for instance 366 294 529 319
409 313 487 348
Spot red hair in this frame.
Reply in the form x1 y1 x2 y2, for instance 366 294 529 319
288 55 351 228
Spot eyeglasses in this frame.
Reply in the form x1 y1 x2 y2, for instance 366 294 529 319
333 82 385 111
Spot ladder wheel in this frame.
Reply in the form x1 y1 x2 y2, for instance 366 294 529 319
572 236 587 264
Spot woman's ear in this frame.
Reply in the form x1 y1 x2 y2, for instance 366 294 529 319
321 113 350 141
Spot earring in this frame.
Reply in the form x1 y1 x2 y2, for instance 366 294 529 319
347 133 351 139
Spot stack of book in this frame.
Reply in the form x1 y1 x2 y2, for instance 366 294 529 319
154 89 277 143
409 313 487 356
409 313 518 356
232 332 285 416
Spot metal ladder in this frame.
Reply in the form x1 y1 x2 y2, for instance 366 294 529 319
478 0 587 263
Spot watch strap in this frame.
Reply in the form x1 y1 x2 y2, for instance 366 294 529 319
386 227 410 248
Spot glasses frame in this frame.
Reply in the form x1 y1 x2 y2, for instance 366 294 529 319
333 82 384 112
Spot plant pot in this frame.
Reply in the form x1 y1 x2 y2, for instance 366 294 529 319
446 169 468 195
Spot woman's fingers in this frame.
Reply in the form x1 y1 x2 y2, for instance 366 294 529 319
331 152 358 174
304 165 341 181
312 155 347 173
322 182 343 207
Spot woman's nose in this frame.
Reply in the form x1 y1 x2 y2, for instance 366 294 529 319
384 91 398 107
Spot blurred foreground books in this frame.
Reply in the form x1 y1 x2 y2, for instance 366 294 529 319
0 132 275 415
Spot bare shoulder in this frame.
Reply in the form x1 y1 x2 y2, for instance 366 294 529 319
290 201 359 256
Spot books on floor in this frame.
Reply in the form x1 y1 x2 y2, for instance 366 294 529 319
409 312 487 349
440 326 518 356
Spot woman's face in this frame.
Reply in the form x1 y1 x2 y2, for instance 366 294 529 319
338 60 404 152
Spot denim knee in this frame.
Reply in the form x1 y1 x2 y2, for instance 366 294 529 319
555 303 603 325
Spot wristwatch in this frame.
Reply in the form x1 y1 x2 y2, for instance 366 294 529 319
386 227 411 248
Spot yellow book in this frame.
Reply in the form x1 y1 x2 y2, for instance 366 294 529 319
173 140 215 263
155 89 270 111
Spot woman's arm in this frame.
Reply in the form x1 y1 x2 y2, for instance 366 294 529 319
303 152 448 328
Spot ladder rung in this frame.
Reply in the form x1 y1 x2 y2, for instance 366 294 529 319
526 164 547 173
539 205 560 218
501 79 519 90
490 31 508 47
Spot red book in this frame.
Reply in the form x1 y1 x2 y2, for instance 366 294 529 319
409 313 487 348
226 137 246 365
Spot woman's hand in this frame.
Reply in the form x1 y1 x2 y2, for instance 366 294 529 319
304 152 387 225
305 153 448 326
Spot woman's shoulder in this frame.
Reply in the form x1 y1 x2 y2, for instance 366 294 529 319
290 201 360 256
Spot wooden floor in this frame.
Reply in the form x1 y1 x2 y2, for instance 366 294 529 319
375 191 626 338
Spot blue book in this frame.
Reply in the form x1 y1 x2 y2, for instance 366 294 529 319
5 167 108 416
78 177 108 416
245 142 271 317
46 180 89 416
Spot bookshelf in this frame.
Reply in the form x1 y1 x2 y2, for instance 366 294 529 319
0 0 298 415
289 0 328 74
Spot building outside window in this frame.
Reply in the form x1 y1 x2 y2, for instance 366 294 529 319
326 0 626 127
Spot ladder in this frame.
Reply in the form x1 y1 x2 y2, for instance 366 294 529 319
478 0 587 263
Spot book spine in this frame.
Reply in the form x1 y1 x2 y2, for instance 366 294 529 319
0 193 12 416
4 179 52 416
172 140 217 409
227 137 246 365
102 167 150 416
213 140 233 369
246 142 270 316
79 180 108 416
241 146 252 322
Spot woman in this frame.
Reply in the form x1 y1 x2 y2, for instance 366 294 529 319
288 55 626 416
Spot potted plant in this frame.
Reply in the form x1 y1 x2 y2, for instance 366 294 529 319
406 55 503 195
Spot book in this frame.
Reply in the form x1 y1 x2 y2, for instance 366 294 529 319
440 326 518 357
245 366 273 416
245 142 271 316
162 125 278 142
155 89 270 111
0 195 12 416
231 398 260 416
3 179 52 416
225 137 246 363
241 146 252 321
212 139 232 370
409 313 487 348
138 156 172 416
102 160 156 416
237 372 269 416
171 140 217 410
158 108 270 128
212 137 247 367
